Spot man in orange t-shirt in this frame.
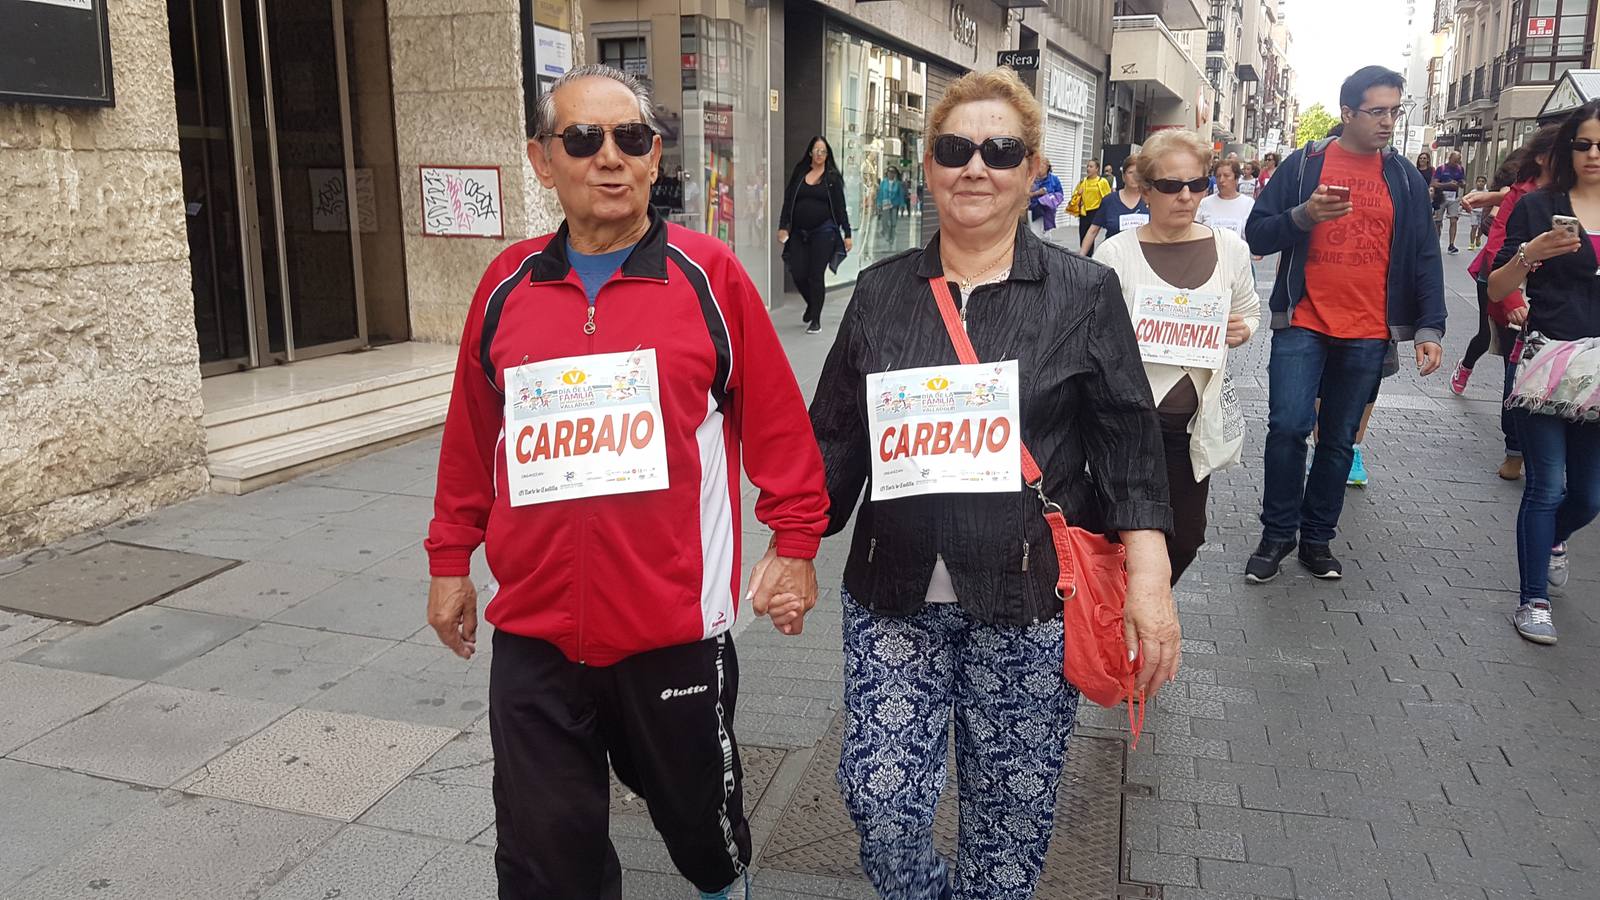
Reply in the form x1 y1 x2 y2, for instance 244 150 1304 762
1242 66 1446 584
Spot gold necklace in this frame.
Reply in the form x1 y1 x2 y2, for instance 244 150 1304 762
944 246 1012 291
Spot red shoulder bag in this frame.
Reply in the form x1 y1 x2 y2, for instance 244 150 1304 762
927 276 1146 745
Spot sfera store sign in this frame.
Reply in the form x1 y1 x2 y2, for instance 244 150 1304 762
950 2 978 47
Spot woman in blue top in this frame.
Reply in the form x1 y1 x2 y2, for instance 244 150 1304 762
1079 154 1149 256
1027 157 1064 236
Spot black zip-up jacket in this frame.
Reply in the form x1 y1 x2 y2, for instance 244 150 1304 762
809 224 1172 626
1494 188 1600 341
778 165 852 238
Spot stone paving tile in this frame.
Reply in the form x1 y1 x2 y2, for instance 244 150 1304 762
155 560 346 620
155 622 395 704
3 793 338 900
11 682 290 788
255 524 421 573
356 730 496 841
175 707 456 821
0 760 156 893
257 824 468 900
272 572 435 640
0 661 139 754
13 605 254 681
302 640 490 729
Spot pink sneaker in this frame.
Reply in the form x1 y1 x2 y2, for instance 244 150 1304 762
1450 363 1471 395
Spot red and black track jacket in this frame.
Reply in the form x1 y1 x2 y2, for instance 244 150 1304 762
426 213 829 666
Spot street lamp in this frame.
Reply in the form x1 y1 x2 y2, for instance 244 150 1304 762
1398 97 1418 156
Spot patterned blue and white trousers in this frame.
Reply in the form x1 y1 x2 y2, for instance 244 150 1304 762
837 588 1080 900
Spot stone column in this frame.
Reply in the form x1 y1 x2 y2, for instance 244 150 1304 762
388 0 566 344
0 0 208 554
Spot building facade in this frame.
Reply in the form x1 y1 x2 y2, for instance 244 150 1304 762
1105 0 1212 147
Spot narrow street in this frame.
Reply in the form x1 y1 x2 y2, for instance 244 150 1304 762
1 244 1596 900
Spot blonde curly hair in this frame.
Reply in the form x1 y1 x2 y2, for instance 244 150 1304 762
926 67 1043 156
1135 130 1214 186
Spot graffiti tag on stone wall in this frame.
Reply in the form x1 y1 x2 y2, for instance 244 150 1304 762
420 166 503 238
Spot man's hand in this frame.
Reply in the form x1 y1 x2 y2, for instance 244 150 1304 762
1225 315 1252 348
843 237 854 253
747 547 818 636
1305 185 1353 224
1416 341 1443 376
427 576 478 659
777 229 789 244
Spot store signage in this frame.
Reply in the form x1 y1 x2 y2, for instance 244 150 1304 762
1434 133 1458 147
622 59 648 77
1527 17 1556 38
1459 126 1486 142
533 0 570 31
420 166 503 238
704 103 733 141
534 25 572 78
951 3 978 48
997 49 1039 70
1045 67 1089 118
0 0 115 106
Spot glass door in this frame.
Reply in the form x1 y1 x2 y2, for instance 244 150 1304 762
168 0 369 372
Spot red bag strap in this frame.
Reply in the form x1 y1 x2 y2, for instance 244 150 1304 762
927 276 1076 600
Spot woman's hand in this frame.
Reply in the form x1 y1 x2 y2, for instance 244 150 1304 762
1225 315 1252 348
1523 228 1583 262
1507 303 1530 326
1119 531 1180 696
777 229 789 244
843 237 854 252
1461 189 1504 211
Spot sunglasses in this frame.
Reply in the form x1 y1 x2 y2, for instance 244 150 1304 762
932 134 1029 170
1150 177 1212 195
1570 139 1600 153
545 123 656 158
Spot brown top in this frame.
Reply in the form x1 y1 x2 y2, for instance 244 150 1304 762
1140 236 1217 425
1138 236 1218 290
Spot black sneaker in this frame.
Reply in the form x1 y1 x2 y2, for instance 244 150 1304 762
1298 542 1344 579
806 323 822 335
1245 538 1296 584
1448 245 1459 254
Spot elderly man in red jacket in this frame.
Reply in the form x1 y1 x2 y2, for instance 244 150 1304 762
424 64 828 900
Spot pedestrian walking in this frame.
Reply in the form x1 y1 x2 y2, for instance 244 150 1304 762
1259 151 1279 190
1197 158 1255 237
1096 129 1260 584
1028 157 1064 238
779 135 854 334
1455 126 1561 482
1239 160 1260 197
1242 65 1446 583
424 64 831 900
1469 174 1490 249
1066 158 1113 251
809 67 1180 900
1434 150 1468 253
1079 155 1149 256
1487 100 1600 645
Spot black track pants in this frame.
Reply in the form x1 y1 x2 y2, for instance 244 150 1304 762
488 629 750 899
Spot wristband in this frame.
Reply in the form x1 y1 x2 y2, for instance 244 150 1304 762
1516 245 1543 271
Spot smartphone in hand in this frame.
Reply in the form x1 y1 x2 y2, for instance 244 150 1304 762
1552 214 1582 240
1323 185 1351 203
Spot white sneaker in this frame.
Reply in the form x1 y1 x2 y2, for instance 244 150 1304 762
1513 601 1557 645
1549 543 1569 593
698 872 749 900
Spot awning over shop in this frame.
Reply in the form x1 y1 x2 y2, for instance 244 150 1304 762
1537 69 1600 122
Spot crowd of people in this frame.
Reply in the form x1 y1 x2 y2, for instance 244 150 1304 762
419 56 1596 900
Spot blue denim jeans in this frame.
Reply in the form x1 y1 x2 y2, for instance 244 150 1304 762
1502 358 1522 456
1262 326 1389 544
1514 411 1600 603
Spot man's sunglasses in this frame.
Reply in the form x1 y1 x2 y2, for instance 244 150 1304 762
1570 138 1600 153
1150 177 1211 195
932 134 1029 169
544 123 656 158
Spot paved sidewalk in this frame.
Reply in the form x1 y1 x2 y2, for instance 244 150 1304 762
2 252 1598 900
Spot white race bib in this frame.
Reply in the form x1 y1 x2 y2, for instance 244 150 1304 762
503 349 670 506
1119 212 1150 231
1444 190 1459 202
866 361 1021 502
1131 286 1230 370
1208 218 1244 236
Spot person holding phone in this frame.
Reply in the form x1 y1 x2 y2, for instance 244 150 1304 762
1487 100 1600 645
1241 65 1445 584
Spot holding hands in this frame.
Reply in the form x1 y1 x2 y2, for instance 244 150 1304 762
747 540 819 635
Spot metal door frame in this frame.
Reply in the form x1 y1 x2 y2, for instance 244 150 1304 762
208 0 369 373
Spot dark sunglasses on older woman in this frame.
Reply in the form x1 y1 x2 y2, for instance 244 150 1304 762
545 123 656 158
932 134 1029 169
1149 177 1212 195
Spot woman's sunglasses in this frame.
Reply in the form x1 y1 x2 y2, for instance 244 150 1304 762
932 134 1029 170
1149 177 1212 195
1569 138 1600 153
545 123 656 158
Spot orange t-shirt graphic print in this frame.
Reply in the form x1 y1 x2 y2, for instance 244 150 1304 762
1292 142 1394 340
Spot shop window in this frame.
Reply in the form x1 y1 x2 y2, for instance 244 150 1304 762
598 37 649 81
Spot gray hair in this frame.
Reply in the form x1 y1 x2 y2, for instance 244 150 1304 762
533 64 658 139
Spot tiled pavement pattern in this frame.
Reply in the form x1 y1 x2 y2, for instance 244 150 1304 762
1 253 1597 899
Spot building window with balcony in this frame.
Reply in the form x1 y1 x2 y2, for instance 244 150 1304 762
1518 0 1592 84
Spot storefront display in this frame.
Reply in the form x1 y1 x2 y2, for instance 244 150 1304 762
824 28 929 286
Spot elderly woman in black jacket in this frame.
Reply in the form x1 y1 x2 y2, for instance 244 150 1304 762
809 67 1179 900
779 136 853 334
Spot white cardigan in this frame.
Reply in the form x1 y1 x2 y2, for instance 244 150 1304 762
1095 226 1262 481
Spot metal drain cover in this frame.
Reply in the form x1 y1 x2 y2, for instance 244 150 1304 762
759 712 1130 899
0 542 236 624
